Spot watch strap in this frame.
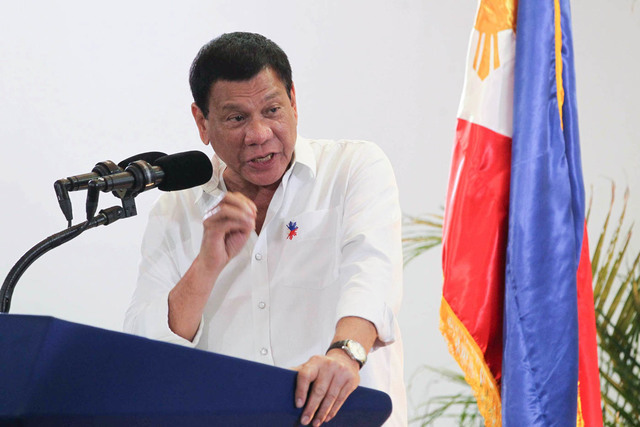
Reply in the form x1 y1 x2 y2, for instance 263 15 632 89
327 339 367 368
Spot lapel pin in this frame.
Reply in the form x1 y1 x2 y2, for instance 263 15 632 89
286 221 298 240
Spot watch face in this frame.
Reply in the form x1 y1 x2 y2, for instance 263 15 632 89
346 340 367 362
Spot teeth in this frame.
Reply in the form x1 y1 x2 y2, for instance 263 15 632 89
252 154 273 163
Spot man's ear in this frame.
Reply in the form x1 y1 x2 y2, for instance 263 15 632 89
191 103 210 146
290 82 298 121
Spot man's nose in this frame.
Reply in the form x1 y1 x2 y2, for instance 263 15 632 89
244 118 273 145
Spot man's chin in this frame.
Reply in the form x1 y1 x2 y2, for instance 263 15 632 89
243 164 289 188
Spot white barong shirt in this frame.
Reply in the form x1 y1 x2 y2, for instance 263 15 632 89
124 136 406 425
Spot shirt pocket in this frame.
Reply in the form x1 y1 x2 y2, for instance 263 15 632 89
273 207 340 289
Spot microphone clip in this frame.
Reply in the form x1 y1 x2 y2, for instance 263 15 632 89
54 160 122 227
86 160 158 221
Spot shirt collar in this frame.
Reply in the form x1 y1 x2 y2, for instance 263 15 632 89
290 136 316 179
195 155 226 205
194 135 316 204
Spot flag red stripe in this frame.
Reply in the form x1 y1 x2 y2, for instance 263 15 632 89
442 118 511 383
576 225 604 426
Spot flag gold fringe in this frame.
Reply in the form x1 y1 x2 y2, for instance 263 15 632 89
576 382 585 427
440 296 586 426
439 296 502 427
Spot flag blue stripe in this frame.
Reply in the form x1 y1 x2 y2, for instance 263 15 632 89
502 0 584 425
559 0 586 250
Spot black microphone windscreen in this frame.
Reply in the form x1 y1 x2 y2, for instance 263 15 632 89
118 151 167 169
154 151 213 191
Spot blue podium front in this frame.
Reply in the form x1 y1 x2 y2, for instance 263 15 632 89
0 314 391 426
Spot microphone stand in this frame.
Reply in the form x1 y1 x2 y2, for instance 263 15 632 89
1 204 130 313
2 151 211 314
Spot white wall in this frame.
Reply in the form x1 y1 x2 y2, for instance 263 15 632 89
1 1 638 423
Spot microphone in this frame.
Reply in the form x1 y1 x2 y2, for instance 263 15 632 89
155 151 214 191
54 151 167 224
84 151 212 220
88 150 213 196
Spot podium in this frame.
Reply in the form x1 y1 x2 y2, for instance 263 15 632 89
0 315 391 426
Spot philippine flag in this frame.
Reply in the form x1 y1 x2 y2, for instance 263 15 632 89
441 0 602 425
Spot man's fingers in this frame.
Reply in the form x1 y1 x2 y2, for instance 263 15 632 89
218 191 257 216
294 360 317 410
203 191 256 223
296 355 332 424
309 364 358 426
300 372 333 426
199 192 257 263
203 202 255 233
324 380 357 423
295 353 361 426
309 378 340 426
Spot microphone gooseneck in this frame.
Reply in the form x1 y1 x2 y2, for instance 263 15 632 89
3 150 213 313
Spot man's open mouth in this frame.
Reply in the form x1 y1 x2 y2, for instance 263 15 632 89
250 153 274 163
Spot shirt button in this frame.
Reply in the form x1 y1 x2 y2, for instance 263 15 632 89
255 253 263 261
260 348 268 356
258 301 266 309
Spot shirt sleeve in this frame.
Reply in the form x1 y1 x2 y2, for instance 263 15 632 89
335 142 403 347
123 192 203 348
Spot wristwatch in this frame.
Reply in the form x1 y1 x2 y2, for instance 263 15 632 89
327 339 367 368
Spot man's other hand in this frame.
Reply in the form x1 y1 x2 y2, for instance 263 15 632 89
168 191 256 341
200 191 256 270
293 350 360 426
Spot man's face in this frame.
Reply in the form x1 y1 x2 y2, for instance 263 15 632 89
193 67 298 192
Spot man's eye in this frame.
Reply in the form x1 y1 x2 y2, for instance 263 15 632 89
268 107 280 114
229 115 244 122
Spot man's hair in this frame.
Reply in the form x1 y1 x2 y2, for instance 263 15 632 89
189 32 293 117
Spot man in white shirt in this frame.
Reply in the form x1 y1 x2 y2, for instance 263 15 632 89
124 32 406 426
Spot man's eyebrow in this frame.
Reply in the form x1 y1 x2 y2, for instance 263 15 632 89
262 91 282 102
219 102 244 112
219 90 285 111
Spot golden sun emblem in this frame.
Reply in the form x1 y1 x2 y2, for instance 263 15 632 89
473 0 518 80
